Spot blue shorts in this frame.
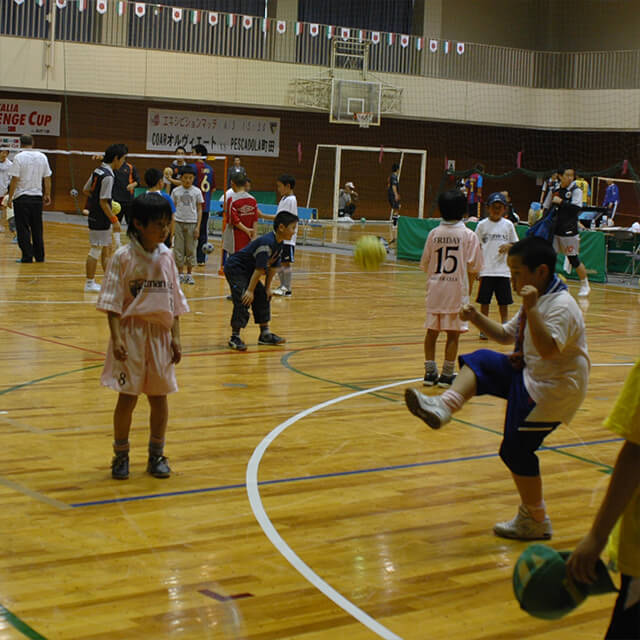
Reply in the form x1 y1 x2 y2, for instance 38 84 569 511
281 244 295 263
459 349 560 476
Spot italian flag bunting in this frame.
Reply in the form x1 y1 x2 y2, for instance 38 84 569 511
36 0 45 7
276 20 286 34
191 10 199 24
309 23 319 37
78 0 87 11
295 22 303 36
261 17 269 33
208 12 218 26
14 0 24 5
226 13 235 28
400 34 409 48
387 32 395 46
371 31 380 45
326 25 334 39
443 40 450 54
117 0 125 16
416 37 424 51
358 29 364 42
456 42 465 55
242 15 252 29
134 2 144 18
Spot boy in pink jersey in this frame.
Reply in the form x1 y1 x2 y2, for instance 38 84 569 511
97 193 189 480
420 189 483 387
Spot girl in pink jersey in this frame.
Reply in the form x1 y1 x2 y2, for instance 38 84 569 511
97 193 189 480
420 190 483 387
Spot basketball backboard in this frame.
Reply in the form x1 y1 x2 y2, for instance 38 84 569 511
329 79 381 126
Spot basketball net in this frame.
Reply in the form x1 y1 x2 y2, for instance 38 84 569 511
355 112 373 128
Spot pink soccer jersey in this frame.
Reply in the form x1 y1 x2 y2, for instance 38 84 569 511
420 220 483 314
97 237 189 329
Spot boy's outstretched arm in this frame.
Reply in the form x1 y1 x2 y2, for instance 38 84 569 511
460 304 512 344
567 441 640 584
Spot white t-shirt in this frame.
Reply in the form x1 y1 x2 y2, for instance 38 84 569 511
7 150 52 199
503 287 590 424
278 193 298 246
475 217 519 278
171 185 204 223
0 158 13 195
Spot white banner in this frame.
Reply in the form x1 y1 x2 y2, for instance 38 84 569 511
0 135 21 153
0 99 61 136
146 109 280 158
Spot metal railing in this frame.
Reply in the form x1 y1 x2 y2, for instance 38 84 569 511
3 0 640 90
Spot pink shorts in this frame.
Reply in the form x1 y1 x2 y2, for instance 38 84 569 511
424 312 469 332
101 318 177 396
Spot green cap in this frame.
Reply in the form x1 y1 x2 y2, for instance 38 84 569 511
513 544 617 620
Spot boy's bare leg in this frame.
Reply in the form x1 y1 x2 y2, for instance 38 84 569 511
444 331 460 362
114 393 138 446
424 329 438 361
148 395 168 447
499 305 509 323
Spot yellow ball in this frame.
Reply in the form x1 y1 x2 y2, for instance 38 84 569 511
112 201 121 215
353 235 386 271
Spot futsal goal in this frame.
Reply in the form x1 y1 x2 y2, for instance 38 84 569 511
590 175 640 221
306 144 427 221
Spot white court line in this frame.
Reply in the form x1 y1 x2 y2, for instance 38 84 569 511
0 295 229 305
247 378 421 640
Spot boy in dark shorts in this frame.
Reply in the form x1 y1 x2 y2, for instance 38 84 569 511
223 211 298 351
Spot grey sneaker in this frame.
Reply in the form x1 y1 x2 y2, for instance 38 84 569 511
493 504 552 540
184 274 195 285
258 332 286 346
404 388 451 429
111 453 129 480
147 455 171 478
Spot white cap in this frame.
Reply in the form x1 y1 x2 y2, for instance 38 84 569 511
345 182 355 189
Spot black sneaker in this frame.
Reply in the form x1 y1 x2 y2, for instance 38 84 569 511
258 332 286 346
228 335 247 351
111 453 129 480
423 371 439 387
283 289 292 297
147 455 171 478
437 373 456 388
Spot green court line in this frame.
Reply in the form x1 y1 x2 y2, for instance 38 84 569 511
281 348 614 472
0 604 46 640
0 365 103 397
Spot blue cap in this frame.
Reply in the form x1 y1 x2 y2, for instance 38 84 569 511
487 192 507 206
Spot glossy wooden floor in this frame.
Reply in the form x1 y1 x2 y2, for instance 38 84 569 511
0 220 638 640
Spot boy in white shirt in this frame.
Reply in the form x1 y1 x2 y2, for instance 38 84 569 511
171 166 203 285
474 192 519 339
272 174 298 297
0 149 12 233
406 236 590 541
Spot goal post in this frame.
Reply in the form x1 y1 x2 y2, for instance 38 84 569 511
591 175 640 221
307 144 427 221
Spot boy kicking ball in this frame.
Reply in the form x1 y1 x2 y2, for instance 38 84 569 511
405 236 590 540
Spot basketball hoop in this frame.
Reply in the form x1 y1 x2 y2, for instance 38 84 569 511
354 112 373 128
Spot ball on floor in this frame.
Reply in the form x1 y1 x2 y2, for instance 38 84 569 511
353 235 386 271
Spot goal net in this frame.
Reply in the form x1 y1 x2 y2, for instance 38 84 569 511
591 175 640 221
306 144 427 221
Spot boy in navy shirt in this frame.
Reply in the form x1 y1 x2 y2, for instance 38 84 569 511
224 211 298 351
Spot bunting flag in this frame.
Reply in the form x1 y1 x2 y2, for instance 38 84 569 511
261 17 268 32
443 40 450 54
622 159 629 175
295 22 303 36
429 39 438 52
14 0 25 5
226 13 235 28
357 29 364 42
242 15 252 29
309 23 319 37
297 141 302 165
456 42 465 55
208 11 218 26
416 37 424 51
444 155 449 171
387 32 395 46
117 0 124 16
340 27 350 40
172 7 182 22
325 25 333 39
516 151 523 168
191 9 199 24
371 31 380 45
400 34 409 48
36 0 45 7
78 0 87 11
134 2 144 18
96 0 107 13
378 145 384 164
276 20 285 34
55 0 66 8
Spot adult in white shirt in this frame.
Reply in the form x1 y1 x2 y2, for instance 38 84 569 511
7 135 52 263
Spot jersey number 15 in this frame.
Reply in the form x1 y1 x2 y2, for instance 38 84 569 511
435 245 459 274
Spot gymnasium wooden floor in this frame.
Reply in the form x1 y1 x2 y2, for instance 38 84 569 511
0 219 638 640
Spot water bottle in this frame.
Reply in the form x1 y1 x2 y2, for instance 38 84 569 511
601 215 607 227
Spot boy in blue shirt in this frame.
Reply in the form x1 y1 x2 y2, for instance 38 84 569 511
224 211 298 351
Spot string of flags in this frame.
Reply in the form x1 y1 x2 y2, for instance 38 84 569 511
21 0 466 53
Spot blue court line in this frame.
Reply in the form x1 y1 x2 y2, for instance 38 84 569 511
70 436 622 508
